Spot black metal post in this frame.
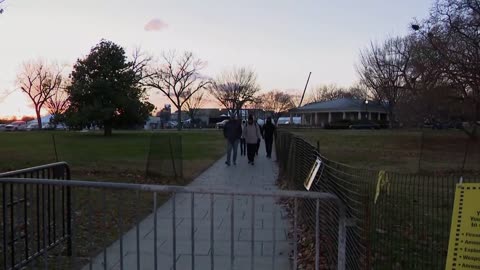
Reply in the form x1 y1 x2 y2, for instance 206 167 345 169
65 166 72 256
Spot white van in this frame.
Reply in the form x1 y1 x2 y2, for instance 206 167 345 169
5 121 27 131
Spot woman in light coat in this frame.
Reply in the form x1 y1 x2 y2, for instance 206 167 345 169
242 115 262 165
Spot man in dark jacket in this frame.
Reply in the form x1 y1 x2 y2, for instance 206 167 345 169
223 117 242 166
262 117 276 158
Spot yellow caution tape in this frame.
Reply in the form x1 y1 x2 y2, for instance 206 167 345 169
374 170 390 204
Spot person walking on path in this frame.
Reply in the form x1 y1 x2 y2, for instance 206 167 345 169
223 117 242 166
256 122 263 156
243 115 262 165
262 117 276 158
240 119 246 156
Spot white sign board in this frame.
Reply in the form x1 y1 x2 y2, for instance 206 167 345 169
304 158 322 190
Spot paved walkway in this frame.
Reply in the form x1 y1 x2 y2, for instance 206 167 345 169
83 145 292 270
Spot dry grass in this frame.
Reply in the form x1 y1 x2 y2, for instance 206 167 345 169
291 129 480 175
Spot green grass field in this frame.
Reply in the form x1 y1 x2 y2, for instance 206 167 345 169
0 130 225 180
283 128 480 268
291 129 480 175
0 130 226 268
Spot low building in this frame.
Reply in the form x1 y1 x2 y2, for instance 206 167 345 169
290 98 388 126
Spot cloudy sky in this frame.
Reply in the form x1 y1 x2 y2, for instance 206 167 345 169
0 0 433 117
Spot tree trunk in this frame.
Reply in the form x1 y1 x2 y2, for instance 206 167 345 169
466 101 479 140
35 108 42 129
104 121 112 136
177 109 182 131
388 107 395 129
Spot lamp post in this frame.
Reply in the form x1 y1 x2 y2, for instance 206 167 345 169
365 100 369 120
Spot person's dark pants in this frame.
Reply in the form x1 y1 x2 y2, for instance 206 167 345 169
240 138 246 155
265 137 273 157
247 143 257 163
226 139 239 164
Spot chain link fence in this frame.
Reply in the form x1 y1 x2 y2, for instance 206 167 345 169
276 130 480 269
145 132 183 180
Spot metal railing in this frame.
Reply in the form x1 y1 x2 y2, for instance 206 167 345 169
0 162 72 270
275 130 480 269
0 176 347 270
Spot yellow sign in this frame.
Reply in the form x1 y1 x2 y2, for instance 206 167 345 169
446 183 480 270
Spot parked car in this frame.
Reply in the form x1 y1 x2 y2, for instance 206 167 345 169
325 120 352 129
42 123 67 130
26 123 40 131
5 121 27 131
349 120 380 130
0 124 6 131
215 119 229 129
181 119 192 128
276 117 301 125
165 121 178 129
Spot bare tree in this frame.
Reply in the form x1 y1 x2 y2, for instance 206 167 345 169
131 47 153 84
182 89 205 124
209 67 260 117
357 37 413 127
45 81 70 126
257 90 295 120
144 51 210 130
306 84 368 103
17 60 63 128
0 89 14 104
412 0 480 138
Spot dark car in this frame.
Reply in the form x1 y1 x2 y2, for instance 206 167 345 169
349 120 380 130
325 120 352 129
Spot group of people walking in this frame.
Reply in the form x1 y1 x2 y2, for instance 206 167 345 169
223 115 276 166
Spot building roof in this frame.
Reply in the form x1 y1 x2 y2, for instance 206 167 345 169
293 98 387 113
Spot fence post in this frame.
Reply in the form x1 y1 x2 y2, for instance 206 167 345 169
144 133 154 179
66 185 72 256
417 131 424 173
337 202 347 270
52 134 59 162
179 135 184 184
168 136 177 179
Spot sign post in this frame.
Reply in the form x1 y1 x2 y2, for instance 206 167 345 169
446 183 480 269
304 158 322 190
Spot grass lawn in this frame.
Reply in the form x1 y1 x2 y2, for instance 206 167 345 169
290 128 480 175
0 130 226 268
281 128 480 268
0 130 226 180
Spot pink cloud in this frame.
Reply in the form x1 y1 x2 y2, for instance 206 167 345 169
144 19 168 31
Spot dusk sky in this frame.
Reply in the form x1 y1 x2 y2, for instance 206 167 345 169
0 0 433 117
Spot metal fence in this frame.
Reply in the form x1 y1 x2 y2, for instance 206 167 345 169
0 174 347 270
0 162 72 270
145 133 183 179
275 131 480 269
13 132 185 181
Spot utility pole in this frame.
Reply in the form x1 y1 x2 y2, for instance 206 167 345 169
298 72 312 108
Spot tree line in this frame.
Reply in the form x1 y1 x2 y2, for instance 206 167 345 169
357 0 480 137
11 40 303 135
7 0 479 138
